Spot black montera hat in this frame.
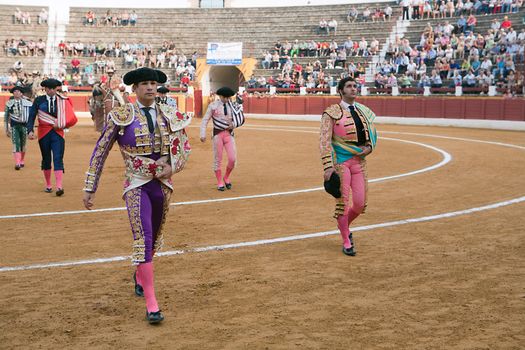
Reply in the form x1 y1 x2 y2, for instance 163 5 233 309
216 86 236 97
123 67 167 85
323 172 341 198
157 86 170 94
40 78 62 89
9 85 25 93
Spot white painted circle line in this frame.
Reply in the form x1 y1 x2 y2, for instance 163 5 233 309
1 196 524 273
0 136 450 220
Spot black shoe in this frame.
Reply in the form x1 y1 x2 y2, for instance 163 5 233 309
56 188 64 196
146 310 164 324
217 186 225 191
225 183 232 190
133 271 144 297
44 187 53 193
349 232 355 250
342 246 356 256
20 164 24 168
15 165 21 170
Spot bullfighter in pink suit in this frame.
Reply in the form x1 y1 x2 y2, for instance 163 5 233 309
82 68 191 324
200 86 245 191
320 77 378 257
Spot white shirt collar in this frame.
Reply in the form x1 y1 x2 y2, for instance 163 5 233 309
340 100 355 110
136 101 155 110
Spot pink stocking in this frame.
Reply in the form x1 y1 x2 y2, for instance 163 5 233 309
13 152 21 165
54 170 63 189
20 152 25 165
137 262 159 312
214 169 223 187
43 170 52 188
337 215 352 248
224 166 234 184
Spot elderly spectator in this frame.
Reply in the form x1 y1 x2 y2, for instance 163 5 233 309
38 8 48 24
347 7 358 22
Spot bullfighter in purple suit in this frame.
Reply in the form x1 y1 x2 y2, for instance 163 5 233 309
82 68 191 324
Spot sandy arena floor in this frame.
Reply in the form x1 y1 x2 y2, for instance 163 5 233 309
0 118 524 349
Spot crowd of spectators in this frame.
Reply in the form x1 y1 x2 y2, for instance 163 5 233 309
400 0 523 21
83 9 138 26
372 14 523 94
13 8 48 25
3 38 46 57
347 4 394 22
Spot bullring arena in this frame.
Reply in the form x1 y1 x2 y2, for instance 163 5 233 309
1 0 525 349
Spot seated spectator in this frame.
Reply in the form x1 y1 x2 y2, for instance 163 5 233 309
130 10 138 26
362 7 371 22
347 7 358 22
103 10 113 26
430 70 443 87
466 14 477 33
84 11 96 26
317 19 328 35
38 8 48 24
449 69 463 87
418 73 431 87
463 69 477 87
13 60 23 72
384 5 393 20
71 57 80 73
13 8 22 24
399 74 413 88
121 11 130 26
501 16 512 30
21 11 31 25
262 51 271 69
328 19 338 34
36 39 46 56
372 8 384 22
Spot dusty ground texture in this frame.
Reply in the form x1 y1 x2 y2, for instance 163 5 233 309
0 118 524 349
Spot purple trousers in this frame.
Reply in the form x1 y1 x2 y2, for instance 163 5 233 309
124 179 171 264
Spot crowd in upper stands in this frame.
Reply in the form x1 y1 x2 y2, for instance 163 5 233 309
3 4 524 96
12 8 48 25
82 9 138 26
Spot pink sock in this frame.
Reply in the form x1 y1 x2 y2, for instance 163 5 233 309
137 262 159 313
214 169 223 187
13 153 21 165
20 152 25 164
43 170 52 188
337 215 352 248
224 166 234 184
135 267 143 286
54 170 63 189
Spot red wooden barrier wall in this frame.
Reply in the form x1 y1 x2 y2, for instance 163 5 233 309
243 96 525 121
1 93 523 121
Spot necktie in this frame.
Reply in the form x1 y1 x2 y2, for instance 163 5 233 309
348 105 366 145
141 107 155 133
223 103 228 116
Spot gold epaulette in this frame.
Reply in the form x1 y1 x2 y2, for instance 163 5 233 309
160 104 192 132
323 104 343 120
109 103 134 126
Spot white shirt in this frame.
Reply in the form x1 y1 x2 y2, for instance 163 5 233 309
136 100 157 128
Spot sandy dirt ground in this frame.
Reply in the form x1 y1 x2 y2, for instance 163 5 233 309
0 118 524 349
